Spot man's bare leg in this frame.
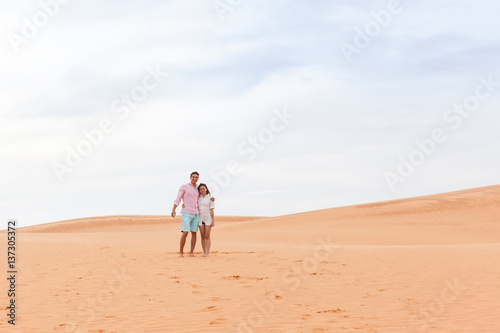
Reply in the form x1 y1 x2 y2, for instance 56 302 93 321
179 232 189 257
189 231 197 256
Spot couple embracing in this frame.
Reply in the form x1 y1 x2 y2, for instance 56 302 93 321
171 171 215 257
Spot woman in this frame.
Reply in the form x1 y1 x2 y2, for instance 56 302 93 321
197 183 215 257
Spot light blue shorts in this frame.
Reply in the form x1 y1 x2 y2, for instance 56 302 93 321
181 212 199 232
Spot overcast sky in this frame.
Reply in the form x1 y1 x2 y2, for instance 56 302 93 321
2 0 500 227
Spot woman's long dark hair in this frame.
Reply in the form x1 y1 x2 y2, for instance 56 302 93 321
198 183 211 195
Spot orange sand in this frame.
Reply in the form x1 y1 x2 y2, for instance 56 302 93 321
1 185 500 332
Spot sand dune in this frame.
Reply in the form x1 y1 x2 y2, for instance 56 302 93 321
19 215 265 233
1 185 499 332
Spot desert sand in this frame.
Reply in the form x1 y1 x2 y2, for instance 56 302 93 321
1 185 500 332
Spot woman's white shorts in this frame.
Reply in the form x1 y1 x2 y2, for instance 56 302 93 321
199 220 212 226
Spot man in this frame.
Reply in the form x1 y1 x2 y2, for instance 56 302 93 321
171 171 214 257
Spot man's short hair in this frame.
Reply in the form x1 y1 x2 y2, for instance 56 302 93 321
190 171 199 177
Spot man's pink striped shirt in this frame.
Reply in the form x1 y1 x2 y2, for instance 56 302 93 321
173 183 199 214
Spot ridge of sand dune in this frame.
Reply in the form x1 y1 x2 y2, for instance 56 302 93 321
19 215 265 233
218 184 500 245
15 184 500 243
292 183 500 218
12 184 500 246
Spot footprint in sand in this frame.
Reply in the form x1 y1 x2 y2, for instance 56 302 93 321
209 318 227 325
203 306 217 311
317 308 344 313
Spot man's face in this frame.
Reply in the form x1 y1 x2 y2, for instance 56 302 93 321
190 174 199 184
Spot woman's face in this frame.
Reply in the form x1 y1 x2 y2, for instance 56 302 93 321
199 186 207 195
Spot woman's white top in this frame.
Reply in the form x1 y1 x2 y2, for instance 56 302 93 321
198 194 215 223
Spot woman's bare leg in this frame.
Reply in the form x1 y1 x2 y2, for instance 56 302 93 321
199 224 206 255
204 225 212 256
